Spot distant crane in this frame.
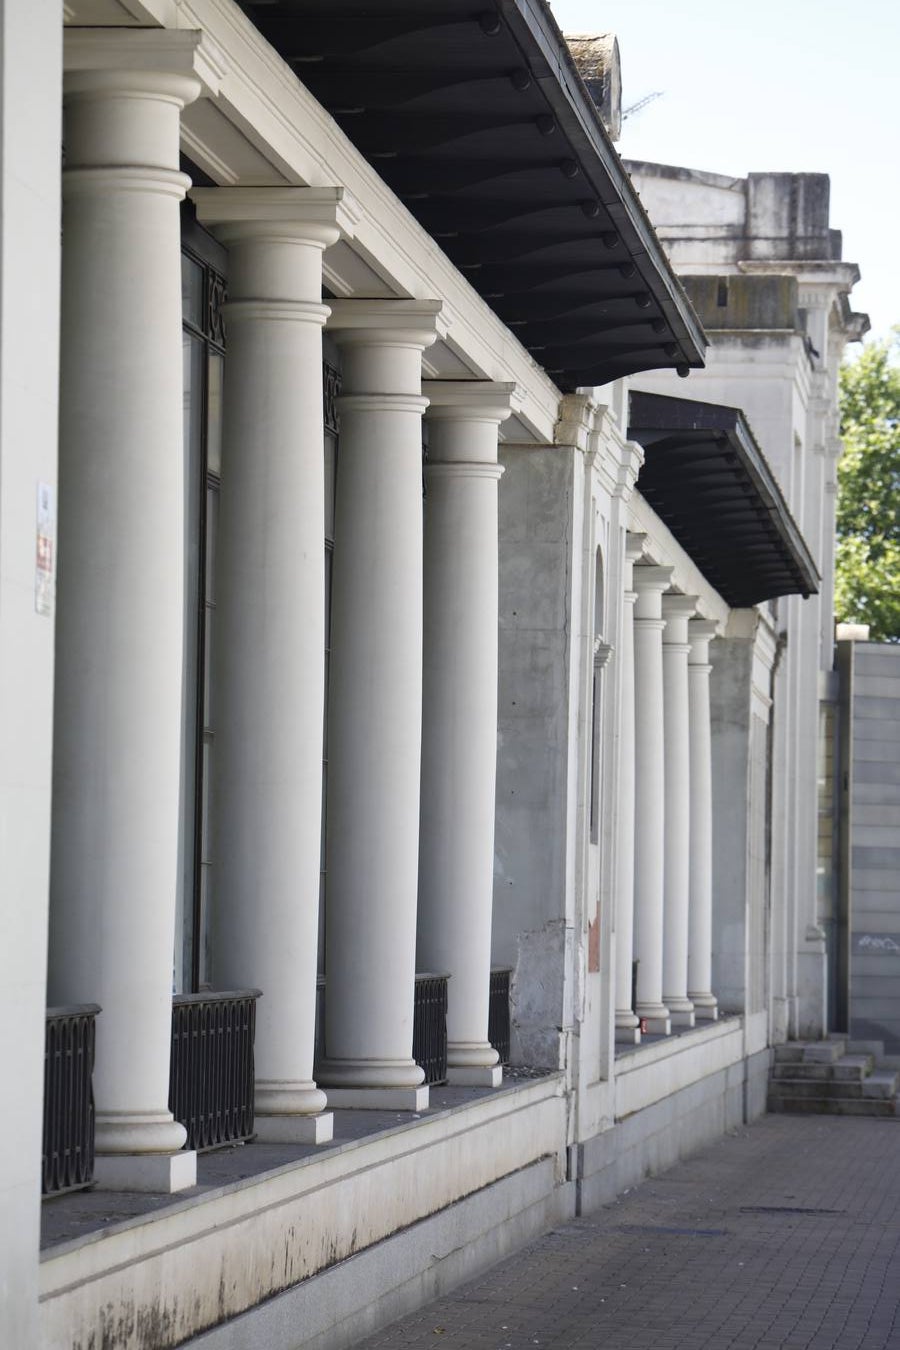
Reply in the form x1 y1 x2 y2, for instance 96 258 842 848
622 90 664 121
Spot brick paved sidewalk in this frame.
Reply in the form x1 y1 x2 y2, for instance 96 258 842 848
352 1115 900 1350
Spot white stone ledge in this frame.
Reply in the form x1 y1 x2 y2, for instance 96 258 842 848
39 1075 566 1350
614 1017 745 1119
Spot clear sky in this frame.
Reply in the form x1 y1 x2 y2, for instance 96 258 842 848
549 0 899 343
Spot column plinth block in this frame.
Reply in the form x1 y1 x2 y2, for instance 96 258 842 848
447 1065 503 1087
93 1150 197 1195
324 1087 430 1112
254 1112 334 1145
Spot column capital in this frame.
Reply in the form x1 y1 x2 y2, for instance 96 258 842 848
633 565 674 621
689 618 719 666
662 593 698 646
424 380 521 425
633 564 673 593
625 531 648 564
64 27 225 102
190 186 359 249
327 299 447 349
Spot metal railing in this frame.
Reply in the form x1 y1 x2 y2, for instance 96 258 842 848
413 973 449 1085
488 968 512 1065
43 1005 100 1195
170 990 260 1152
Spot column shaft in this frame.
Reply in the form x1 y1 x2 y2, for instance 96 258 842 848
418 383 514 1086
662 595 698 1027
688 620 719 1019
632 565 673 1035
319 301 442 1109
48 34 211 1192
192 189 354 1143
614 534 645 1044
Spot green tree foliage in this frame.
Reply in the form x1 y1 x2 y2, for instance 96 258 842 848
835 330 900 641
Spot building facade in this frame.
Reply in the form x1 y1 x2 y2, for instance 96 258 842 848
0 4 864 1348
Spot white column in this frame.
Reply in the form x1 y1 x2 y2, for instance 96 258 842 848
191 188 356 1143
614 533 646 1044
318 300 443 1110
48 31 219 1193
661 594 698 1028
688 619 719 1020
418 381 515 1087
632 565 673 1035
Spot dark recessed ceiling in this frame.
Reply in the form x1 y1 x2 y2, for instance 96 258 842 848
628 392 819 608
236 0 706 391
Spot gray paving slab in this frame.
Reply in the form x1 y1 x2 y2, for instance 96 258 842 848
351 1115 900 1350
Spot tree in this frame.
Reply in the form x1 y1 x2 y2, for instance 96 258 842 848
835 330 900 641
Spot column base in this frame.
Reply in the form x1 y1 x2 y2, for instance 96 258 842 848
323 1085 430 1111
254 1111 334 1144
255 1082 329 1117
446 1065 503 1087
690 993 719 1022
669 1008 696 1029
316 1056 425 1091
93 1149 197 1194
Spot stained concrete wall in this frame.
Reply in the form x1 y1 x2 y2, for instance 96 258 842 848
0 3 61 1345
494 444 579 1069
848 643 900 1053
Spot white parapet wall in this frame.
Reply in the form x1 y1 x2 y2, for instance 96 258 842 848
40 1078 568 1350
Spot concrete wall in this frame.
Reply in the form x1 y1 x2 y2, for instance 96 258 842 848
0 3 61 1344
574 1026 771 1213
494 445 580 1069
848 643 900 1053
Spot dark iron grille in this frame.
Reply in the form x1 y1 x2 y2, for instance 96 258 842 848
488 968 512 1064
413 974 448 1086
170 991 260 1152
43 1005 100 1196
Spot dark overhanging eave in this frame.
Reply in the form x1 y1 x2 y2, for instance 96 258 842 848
236 0 707 391
628 391 819 609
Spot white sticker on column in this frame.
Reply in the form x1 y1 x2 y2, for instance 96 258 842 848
36 482 55 618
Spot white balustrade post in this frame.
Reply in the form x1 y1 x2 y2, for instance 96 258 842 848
661 594 698 1028
192 187 358 1142
614 533 646 1044
318 300 443 1110
48 31 221 1192
631 565 674 1035
688 619 719 1020
418 381 516 1087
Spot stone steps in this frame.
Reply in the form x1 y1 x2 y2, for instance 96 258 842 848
768 1039 900 1119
